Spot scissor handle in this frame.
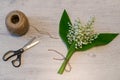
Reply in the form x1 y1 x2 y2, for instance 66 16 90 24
2 48 24 67
12 54 21 67
2 50 16 61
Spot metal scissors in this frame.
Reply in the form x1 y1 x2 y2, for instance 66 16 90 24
2 37 39 67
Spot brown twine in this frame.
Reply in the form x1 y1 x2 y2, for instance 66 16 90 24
5 10 29 36
48 49 72 72
30 25 59 39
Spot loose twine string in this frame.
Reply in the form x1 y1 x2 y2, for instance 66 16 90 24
30 26 72 72
48 49 72 72
30 25 59 39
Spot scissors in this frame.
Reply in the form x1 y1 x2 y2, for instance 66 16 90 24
2 37 39 67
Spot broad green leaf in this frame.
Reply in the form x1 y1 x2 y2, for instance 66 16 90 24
77 33 119 51
59 9 71 49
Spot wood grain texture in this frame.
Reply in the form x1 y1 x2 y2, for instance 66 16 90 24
0 0 120 80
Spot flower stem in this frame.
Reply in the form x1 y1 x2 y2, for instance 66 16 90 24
58 43 76 74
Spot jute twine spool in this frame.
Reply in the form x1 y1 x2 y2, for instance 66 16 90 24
5 10 29 36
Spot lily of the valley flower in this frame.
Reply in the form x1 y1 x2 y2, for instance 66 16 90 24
67 17 99 49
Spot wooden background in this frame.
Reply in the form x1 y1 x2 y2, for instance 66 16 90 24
0 0 120 80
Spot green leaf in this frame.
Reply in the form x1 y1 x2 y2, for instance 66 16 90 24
77 33 119 51
59 10 119 51
59 9 71 49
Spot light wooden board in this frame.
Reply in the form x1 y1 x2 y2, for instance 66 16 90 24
0 0 120 80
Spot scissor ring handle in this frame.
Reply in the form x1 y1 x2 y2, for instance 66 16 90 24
12 55 21 67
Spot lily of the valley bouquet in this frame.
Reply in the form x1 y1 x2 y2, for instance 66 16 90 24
58 10 119 74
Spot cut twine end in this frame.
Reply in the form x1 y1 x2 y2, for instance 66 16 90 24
31 25 59 39
48 49 72 72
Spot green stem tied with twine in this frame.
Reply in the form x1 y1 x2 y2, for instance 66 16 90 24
58 9 119 74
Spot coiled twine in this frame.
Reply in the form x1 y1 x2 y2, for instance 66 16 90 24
5 10 29 36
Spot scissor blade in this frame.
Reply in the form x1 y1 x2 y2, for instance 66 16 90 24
23 41 39 51
23 37 36 47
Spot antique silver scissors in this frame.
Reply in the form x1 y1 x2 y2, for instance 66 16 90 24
2 37 39 67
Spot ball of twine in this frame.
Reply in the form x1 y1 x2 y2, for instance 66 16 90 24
5 10 29 36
